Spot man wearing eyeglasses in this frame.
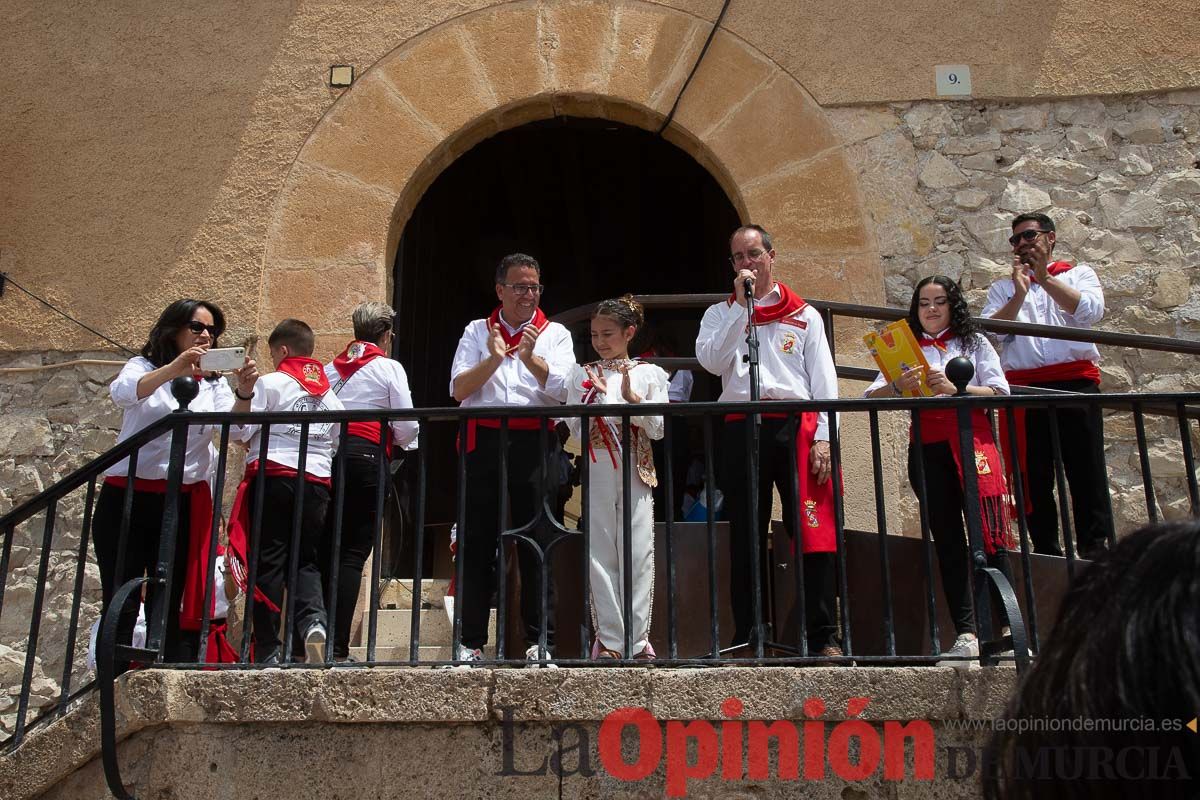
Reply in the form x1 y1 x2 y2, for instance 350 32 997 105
696 224 842 661
449 253 574 666
983 212 1109 558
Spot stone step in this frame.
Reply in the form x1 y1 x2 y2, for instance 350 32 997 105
363 607 495 647
377 579 450 610
347 644 457 662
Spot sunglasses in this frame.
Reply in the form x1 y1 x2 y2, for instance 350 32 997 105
186 320 220 337
1008 229 1050 247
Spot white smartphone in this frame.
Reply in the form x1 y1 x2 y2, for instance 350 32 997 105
199 347 245 373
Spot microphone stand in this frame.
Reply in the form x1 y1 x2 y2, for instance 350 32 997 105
742 278 765 656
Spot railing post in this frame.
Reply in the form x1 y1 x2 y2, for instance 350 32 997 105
146 376 197 660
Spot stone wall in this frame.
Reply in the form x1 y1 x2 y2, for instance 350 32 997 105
830 89 1200 536
0 666 1018 800
0 353 123 736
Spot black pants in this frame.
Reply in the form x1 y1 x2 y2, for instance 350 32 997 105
1022 380 1110 557
909 442 1014 637
321 435 392 659
92 482 196 669
248 475 329 661
462 425 561 651
720 418 838 651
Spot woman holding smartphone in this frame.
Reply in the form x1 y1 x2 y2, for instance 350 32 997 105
93 298 257 668
864 276 1015 667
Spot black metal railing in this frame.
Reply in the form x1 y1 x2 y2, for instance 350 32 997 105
0 296 1197 800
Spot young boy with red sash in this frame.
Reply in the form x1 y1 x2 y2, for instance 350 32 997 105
695 225 842 659
227 318 344 664
983 212 1109 558
448 253 576 665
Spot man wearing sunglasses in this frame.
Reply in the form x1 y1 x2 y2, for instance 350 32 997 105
448 253 575 666
983 212 1110 558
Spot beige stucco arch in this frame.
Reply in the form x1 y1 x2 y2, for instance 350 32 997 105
259 0 883 348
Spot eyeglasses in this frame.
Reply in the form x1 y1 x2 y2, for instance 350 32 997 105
186 320 220 337
1008 229 1050 247
729 248 768 265
502 283 544 296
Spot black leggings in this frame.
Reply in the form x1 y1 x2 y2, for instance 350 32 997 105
909 442 1013 637
92 482 195 669
322 435 392 658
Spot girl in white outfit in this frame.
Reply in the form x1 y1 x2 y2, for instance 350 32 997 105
566 296 669 660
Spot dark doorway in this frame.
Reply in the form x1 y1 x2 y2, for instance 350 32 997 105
386 117 741 575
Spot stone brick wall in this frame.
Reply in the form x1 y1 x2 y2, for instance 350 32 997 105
831 89 1200 535
0 353 122 735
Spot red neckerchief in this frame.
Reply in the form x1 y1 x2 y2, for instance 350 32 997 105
1028 260 1073 284
275 356 331 395
331 340 386 381
918 328 954 353
487 307 548 357
727 282 808 325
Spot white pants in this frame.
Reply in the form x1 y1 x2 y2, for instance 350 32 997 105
587 461 654 656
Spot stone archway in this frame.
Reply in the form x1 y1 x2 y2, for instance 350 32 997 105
259 0 882 350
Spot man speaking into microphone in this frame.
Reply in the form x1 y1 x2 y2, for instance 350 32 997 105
695 224 842 660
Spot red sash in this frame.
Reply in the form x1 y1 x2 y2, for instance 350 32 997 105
226 460 333 615
487 306 548 357
331 341 394 454
275 356 332 395
915 409 1013 556
461 417 547 455
998 359 1100 514
102 476 216 632
726 282 808 326
722 411 838 554
917 329 954 353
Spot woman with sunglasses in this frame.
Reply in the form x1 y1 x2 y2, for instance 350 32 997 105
864 276 1015 667
93 299 257 669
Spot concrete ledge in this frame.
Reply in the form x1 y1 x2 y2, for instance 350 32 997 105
1 666 1016 799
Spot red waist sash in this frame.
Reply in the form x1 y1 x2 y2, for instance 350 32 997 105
913 409 1012 556
102 476 215 632
723 410 838 555
999 359 1099 515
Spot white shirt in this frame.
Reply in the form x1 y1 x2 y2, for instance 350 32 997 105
231 372 344 478
105 357 235 483
981 263 1104 371
864 331 1010 396
667 369 694 403
695 285 838 440
449 314 575 408
324 357 419 450
564 362 671 443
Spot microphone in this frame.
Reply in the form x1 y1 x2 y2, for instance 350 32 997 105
743 277 754 298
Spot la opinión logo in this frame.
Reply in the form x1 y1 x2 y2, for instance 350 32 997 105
498 696 935 797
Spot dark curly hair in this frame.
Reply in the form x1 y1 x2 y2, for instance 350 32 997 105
905 275 985 354
140 299 225 369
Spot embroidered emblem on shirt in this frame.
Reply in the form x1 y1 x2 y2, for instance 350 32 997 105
974 450 992 476
779 331 798 355
302 362 323 384
804 499 820 528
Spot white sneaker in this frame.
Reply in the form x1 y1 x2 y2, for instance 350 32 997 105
936 633 980 668
447 644 483 668
304 623 327 664
525 643 559 669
